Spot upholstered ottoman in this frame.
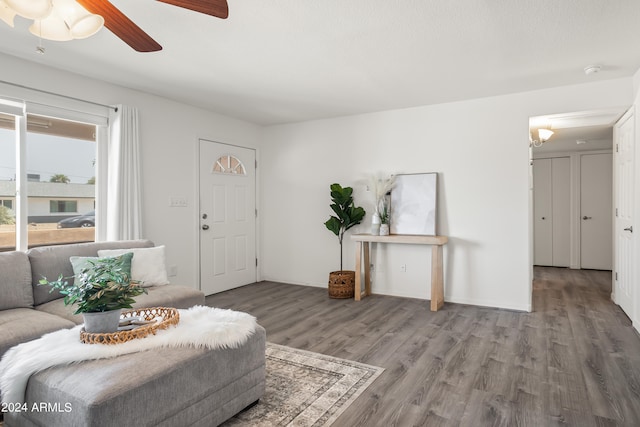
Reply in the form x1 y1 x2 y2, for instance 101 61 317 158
5 325 266 427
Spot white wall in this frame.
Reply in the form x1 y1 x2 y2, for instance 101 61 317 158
0 53 261 290
261 79 633 311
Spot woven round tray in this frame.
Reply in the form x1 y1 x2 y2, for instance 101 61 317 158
80 307 180 345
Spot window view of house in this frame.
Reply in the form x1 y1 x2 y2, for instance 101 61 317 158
0 113 96 251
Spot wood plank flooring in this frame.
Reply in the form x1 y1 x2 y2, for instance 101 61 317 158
205 267 640 426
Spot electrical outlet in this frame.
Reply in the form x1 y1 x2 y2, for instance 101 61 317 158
400 264 407 272
168 265 178 277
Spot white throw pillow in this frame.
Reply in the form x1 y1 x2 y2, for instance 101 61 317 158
97 246 169 287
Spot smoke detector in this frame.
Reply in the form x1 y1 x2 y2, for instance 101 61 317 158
584 65 602 76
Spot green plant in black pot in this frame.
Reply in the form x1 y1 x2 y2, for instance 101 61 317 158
324 183 365 298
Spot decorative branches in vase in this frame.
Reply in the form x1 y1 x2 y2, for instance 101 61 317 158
367 174 395 235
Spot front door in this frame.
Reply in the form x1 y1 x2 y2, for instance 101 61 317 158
199 140 256 295
613 109 635 319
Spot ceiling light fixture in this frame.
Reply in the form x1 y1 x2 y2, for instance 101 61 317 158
530 128 555 147
0 0 104 51
584 65 602 76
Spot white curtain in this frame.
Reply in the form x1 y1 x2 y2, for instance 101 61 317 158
106 105 142 240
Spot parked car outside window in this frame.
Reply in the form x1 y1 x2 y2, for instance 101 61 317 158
57 211 95 228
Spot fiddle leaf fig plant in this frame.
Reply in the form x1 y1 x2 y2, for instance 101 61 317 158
325 183 366 270
39 254 147 314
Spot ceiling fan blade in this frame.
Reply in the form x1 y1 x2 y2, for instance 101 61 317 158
76 0 163 52
157 0 229 19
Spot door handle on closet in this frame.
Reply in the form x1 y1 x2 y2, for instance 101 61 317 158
582 216 592 220
624 226 633 233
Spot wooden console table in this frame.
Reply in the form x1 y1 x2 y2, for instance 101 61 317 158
351 234 449 311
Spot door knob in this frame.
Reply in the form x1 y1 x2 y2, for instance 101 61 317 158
202 224 209 230
582 216 592 220
541 217 546 220
624 226 633 233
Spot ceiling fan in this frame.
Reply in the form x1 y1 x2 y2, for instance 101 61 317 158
76 0 228 52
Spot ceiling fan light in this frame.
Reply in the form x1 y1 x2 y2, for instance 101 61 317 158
5 0 52 19
0 0 17 27
538 128 554 142
69 13 103 39
50 0 102 39
29 14 72 41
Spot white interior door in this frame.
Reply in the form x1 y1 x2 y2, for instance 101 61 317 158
533 157 570 266
199 140 256 295
551 157 571 267
533 158 553 265
614 109 634 318
580 153 613 270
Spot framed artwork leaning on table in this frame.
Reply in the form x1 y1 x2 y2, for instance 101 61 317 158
390 172 437 236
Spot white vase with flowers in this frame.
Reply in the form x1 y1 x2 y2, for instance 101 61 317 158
367 174 395 235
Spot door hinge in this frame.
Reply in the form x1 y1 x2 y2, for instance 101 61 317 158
255 159 258 169
616 144 619 153
255 208 258 218
616 208 618 217
256 258 258 267
615 272 618 281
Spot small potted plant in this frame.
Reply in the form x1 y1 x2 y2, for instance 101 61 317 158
324 183 366 298
39 253 147 333
379 201 390 235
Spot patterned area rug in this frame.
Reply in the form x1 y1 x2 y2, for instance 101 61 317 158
222 343 384 426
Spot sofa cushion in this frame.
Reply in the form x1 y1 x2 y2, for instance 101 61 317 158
28 240 154 306
132 284 205 309
0 251 34 310
0 308 75 359
98 246 169 287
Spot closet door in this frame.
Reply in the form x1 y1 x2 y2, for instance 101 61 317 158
533 157 570 266
551 158 571 266
534 159 553 265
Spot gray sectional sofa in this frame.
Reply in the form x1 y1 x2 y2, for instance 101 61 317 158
0 239 205 359
0 240 266 426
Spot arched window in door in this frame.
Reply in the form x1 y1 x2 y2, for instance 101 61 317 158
212 155 246 175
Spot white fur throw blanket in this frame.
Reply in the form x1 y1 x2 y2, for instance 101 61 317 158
0 305 257 405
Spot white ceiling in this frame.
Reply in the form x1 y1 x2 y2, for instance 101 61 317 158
1 0 640 126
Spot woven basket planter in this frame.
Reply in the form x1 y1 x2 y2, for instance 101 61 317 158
328 270 355 299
